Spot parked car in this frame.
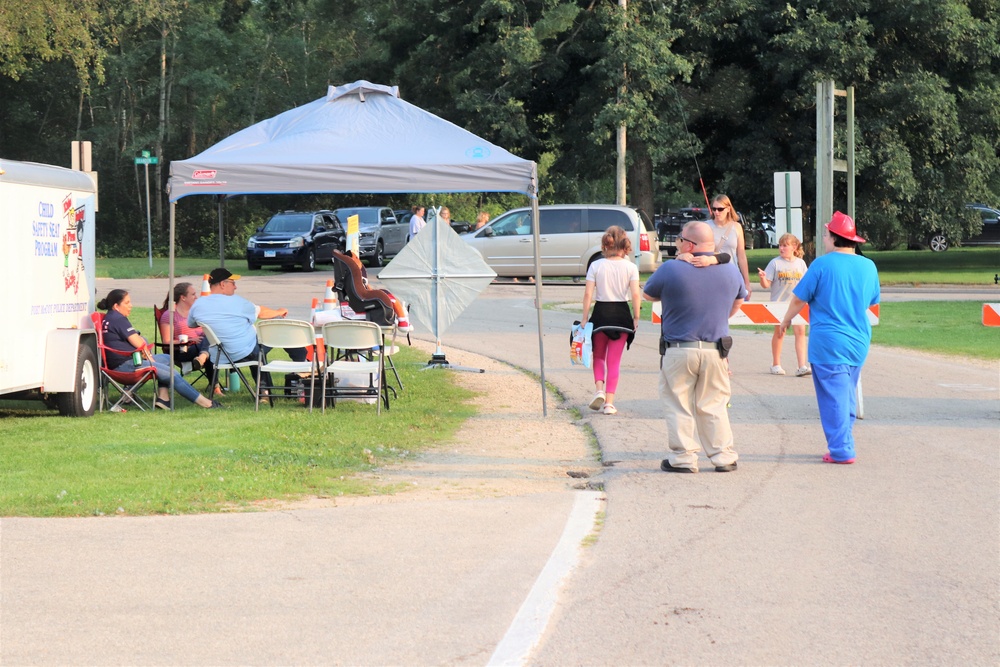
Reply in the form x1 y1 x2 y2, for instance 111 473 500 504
333 207 407 266
462 204 660 278
409 207 474 235
746 214 777 249
393 209 413 229
246 210 346 272
655 206 711 255
925 203 1000 252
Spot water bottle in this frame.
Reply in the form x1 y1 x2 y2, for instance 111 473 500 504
229 371 240 393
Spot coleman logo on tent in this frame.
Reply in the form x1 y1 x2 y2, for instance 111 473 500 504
192 170 217 179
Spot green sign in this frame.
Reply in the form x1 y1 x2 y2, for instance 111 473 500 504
134 156 159 165
141 150 151 158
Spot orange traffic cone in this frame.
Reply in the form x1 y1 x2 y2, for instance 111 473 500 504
323 280 337 310
200 274 211 297
310 297 319 324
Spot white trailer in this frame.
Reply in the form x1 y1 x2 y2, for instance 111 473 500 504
0 158 98 416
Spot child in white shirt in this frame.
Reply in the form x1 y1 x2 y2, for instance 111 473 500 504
758 234 810 376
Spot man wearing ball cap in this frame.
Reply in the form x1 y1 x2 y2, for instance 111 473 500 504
779 212 880 464
188 268 302 388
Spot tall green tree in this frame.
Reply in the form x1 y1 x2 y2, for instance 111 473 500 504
0 0 105 87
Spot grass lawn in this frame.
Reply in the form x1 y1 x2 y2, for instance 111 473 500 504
624 300 997 362
629 247 998 360
0 340 475 517
100 247 999 285
745 246 999 286
870 301 998 360
95 257 337 279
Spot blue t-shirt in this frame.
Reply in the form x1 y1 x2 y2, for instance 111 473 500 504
188 293 259 361
643 256 747 343
793 251 880 366
102 309 140 368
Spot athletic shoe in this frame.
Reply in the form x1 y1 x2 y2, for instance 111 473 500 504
154 398 172 410
822 454 855 464
660 459 696 473
589 391 606 411
602 404 618 415
715 462 738 472
795 365 812 377
770 365 786 375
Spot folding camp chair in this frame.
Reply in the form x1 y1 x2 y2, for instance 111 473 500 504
90 312 158 412
153 304 207 387
320 321 388 414
199 321 260 397
253 319 318 412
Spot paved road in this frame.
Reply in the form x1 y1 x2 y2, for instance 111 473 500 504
438 284 999 665
2 274 997 665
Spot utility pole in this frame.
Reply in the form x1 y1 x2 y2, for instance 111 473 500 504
615 0 627 206
815 81 856 257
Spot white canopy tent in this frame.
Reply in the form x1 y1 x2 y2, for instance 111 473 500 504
166 81 549 413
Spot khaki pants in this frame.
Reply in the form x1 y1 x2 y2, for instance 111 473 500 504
659 348 738 470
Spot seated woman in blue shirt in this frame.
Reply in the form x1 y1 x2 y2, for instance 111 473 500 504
98 288 221 410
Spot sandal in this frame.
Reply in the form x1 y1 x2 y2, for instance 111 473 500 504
823 454 855 464
589 391 606 411
602 404 618 415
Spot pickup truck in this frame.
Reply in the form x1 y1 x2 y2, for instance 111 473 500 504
656 207 709 256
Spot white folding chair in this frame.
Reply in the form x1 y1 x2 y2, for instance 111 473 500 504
380 324 403 395
320 321 386 414
200 321 260 397
254 319 318 412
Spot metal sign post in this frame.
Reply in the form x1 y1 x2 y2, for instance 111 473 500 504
134 151 159 268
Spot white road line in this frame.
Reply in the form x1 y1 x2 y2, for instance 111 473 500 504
487 490 604 667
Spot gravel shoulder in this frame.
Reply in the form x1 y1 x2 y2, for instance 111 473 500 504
262 339 599 511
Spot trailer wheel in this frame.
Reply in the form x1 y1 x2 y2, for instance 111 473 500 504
57 344 98 417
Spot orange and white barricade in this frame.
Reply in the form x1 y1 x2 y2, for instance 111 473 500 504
983 303 1000 327
650 301 880 326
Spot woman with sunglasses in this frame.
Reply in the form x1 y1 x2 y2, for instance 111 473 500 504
707 195 752 299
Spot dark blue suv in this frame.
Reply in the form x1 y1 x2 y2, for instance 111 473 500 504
246 210 346 271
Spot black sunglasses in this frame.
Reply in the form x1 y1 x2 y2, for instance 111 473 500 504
677 236 697 245
711 207 727 212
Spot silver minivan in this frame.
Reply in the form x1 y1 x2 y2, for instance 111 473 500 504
462 204 660 278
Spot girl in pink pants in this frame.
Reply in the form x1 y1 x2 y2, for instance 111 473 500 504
580 226 641 415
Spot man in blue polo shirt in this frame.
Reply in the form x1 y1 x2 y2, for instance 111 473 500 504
188 268 300 389
643 221 747 473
